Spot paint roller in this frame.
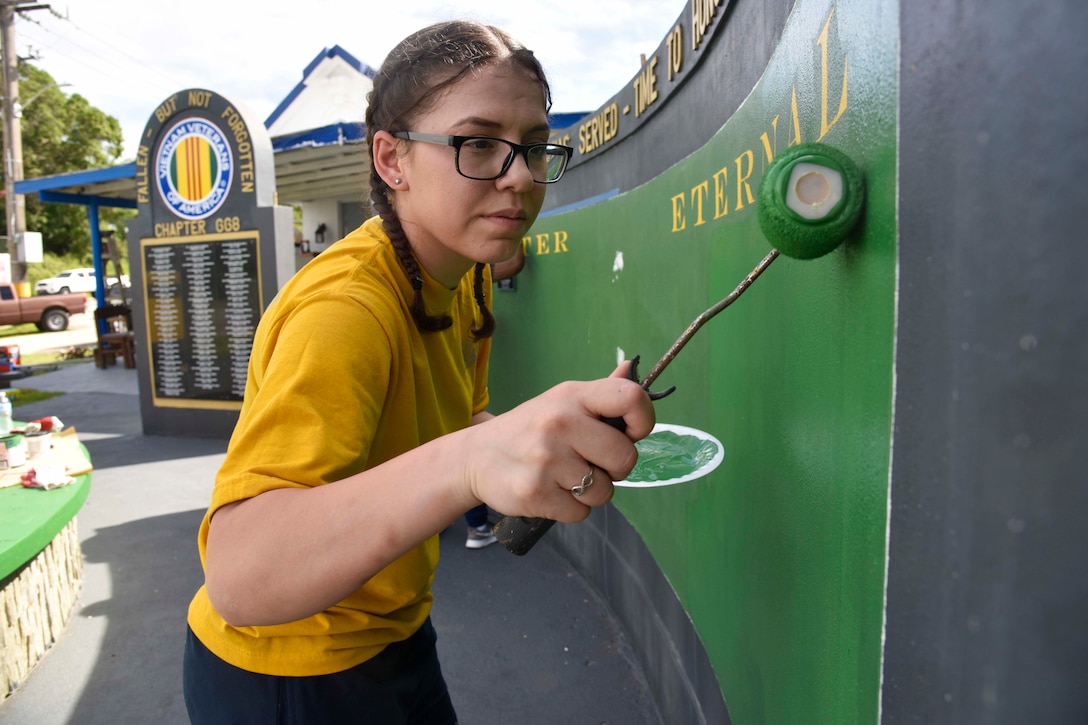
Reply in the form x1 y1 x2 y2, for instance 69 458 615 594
494 142 867 555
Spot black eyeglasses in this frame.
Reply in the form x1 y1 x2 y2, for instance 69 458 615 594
393 132 573 184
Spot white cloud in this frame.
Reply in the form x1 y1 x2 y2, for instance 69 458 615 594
14 0 682 161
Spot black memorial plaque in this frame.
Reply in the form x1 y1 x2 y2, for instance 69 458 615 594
142 235 261 407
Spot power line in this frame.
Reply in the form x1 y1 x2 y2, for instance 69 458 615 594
15 9 184 96
27 8 186 89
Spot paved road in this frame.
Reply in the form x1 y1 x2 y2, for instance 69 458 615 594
0 297 98 358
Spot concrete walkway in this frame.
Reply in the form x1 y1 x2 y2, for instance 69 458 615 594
0 355 662 724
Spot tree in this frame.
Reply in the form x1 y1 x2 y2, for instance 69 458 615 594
1 62 133 259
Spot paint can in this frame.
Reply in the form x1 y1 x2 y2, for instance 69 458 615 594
0 433 26 469
24 431 52 460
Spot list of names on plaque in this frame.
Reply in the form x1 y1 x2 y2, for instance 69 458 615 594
143 237 260 403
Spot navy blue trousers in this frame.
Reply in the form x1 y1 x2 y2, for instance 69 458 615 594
464 504 489 528
183 618 458 724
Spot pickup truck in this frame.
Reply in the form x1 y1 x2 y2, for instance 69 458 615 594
0 282 87 332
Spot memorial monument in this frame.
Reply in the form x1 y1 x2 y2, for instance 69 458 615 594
126 89 294 438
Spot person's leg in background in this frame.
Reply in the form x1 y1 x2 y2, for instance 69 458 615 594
464 504 496 549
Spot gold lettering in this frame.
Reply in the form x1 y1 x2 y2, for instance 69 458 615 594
712 166 729 219
153 95 178 123
817 8 849 141
634 56 659 118
214 216 242 233
692 0 720 50
760 115 780 169
188 90 212 108
671 192 687 232
553 230 569 254
734 150 755 211
153 220 207 237
577 103 619 154
666 25 684 81
788 87 803 147
517 232 567 258
135 144 150 204
690 181 710 226
221 106 257 193
665 8 853 238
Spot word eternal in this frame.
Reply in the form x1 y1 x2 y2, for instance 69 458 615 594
670 8 849 233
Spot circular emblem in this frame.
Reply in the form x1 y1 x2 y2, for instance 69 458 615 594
156 117 233 220
616 423 725 488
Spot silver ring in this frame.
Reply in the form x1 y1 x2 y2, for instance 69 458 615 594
571 468 594 497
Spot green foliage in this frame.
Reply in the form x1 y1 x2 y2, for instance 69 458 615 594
55 345 94 361
26 251 101 287
2 63 134 258
0 249 123 305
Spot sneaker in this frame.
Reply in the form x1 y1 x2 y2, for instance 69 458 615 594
465 523 497 549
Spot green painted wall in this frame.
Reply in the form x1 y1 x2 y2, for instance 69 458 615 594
490 1 898 722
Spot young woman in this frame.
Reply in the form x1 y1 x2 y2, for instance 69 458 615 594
183 20 654 723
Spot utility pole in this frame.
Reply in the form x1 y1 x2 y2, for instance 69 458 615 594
1 0 49 295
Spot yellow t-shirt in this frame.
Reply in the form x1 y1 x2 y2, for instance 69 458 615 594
187 216 491 676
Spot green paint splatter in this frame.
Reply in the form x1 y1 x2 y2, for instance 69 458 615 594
628 430 720 482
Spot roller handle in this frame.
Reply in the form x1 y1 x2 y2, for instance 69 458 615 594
494 356 675 556
493 516 555 556
494 414 627 556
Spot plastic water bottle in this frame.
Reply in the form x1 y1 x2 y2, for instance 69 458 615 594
0 392 11 435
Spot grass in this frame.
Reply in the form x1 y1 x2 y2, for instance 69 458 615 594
0 323 40 338
19 352 56 366
4 388 63 407
1 348 95 408
0 348 94 368
0 300 98 407
20 350 90 366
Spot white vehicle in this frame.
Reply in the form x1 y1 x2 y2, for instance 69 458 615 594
35 268 125 295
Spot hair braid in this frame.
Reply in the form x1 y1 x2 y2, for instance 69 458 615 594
368 167 452 332
470 262 496 340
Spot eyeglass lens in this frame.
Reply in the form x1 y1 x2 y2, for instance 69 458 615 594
457 138 568 183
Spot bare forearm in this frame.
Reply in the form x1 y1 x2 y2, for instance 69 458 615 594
204 369 654 627
205 429 479 626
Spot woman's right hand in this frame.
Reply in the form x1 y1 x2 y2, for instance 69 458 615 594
204 362 654 626
463 362 655 523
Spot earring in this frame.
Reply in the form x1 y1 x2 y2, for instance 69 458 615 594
393 178 402 185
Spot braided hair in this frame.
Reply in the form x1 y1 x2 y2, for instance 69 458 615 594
365 20 552 340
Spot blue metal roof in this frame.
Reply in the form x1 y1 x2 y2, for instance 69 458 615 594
15 163 138 209
264 45 377 130
271 122 367 153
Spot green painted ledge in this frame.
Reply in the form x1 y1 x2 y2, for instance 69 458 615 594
0 475 90 581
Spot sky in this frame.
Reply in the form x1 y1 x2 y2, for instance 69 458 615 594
12 0 685 162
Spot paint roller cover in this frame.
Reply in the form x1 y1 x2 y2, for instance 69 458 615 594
757 142 866 260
